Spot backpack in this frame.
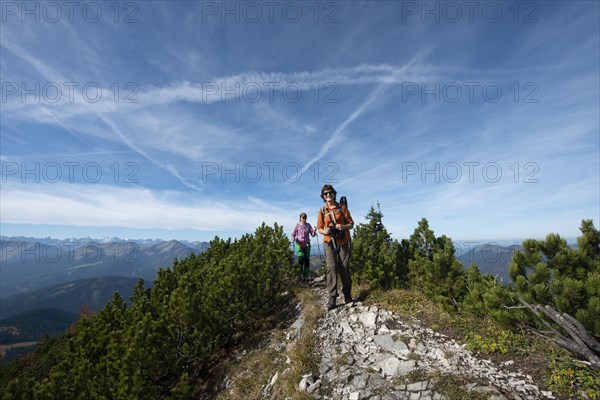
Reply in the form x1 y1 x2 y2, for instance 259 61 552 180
340 196 348 208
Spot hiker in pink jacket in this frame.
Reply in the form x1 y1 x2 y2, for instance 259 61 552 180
292 213 317 280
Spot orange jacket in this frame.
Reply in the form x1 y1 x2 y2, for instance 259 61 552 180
317 202 354 244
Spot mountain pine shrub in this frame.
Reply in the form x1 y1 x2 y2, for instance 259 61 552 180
509 219 600 338
352 204 408 288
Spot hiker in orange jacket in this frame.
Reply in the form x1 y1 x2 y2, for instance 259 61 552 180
317 184 354 310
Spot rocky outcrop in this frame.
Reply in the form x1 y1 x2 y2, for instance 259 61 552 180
300 277 554 400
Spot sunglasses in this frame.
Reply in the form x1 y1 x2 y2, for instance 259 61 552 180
323 191 334 196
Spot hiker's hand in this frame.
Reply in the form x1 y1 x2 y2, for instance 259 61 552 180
335 224 344 231
323 227 330 234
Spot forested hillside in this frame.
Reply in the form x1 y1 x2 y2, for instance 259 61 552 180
0 276 145 318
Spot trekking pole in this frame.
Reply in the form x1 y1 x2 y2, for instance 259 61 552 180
316 235 325 272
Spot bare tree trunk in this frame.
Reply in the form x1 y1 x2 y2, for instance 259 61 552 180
518 298 600 369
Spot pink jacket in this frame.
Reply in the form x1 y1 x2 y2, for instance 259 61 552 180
292 222 316 245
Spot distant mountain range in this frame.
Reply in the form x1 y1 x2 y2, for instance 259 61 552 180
0 235 208 360
456 244 522 285
455 242 578 285
0 235 208 249
1 236 208 298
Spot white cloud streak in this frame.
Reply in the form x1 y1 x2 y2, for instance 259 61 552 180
0 182 290 232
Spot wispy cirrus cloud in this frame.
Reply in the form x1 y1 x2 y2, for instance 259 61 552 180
2 62 444 118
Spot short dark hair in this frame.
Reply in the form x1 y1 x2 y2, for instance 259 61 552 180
299 213 307 221
320 184 336 202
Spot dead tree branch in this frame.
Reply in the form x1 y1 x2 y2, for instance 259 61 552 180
518 298 600 369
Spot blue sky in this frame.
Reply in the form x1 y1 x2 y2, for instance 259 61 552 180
1 1 598 245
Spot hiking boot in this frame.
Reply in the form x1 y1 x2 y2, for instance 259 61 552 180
327 298 336 311
344 294 353 304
